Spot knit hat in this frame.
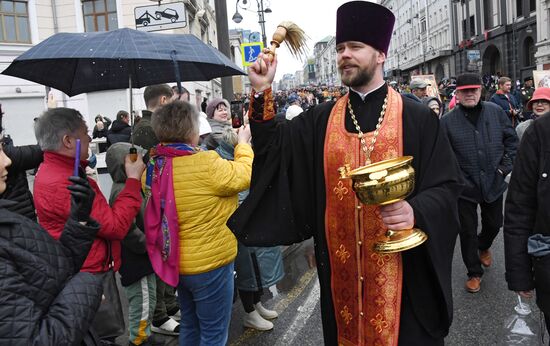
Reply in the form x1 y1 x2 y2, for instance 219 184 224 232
206 98 229 119
336 1 395 55
527 87 550 110
455 73 482 90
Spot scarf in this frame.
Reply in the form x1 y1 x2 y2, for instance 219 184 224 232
144 143 199 287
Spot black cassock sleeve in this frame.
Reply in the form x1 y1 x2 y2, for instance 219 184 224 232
401 101 464 334
228 102 333 246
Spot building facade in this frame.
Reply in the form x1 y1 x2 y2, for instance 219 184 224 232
380 0 539 87
0 0 222 145
534 0 550 70
451 0 536 84
315 35 339 86
302 56 316 85
382 0 455 83
278 73 296 90
228 28 246 97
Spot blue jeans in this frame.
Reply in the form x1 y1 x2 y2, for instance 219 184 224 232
177 262 234 346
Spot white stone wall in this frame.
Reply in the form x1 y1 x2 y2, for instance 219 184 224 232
317 36 338 86
383 0 452 76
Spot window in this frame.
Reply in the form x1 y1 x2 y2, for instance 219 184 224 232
0 0 30 43
523 37 535 66
483 0 493 29
516 0 523 17
529 0 535 12
82 0 118 32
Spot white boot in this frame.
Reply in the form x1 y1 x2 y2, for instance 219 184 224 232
255 302 279 319
243 310 274 331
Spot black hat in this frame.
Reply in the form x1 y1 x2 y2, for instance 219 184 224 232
524 76 534 82
456 73 482 90
336 1 395 54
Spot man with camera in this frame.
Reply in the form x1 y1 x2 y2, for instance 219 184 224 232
490 76 522 127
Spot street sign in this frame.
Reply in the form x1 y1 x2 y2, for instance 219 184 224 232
134 2 187 32
466 50 482 72
240 42 264 67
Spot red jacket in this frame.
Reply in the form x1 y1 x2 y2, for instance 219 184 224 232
34 151 142 273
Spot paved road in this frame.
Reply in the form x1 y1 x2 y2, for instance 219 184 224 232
228 226 547 345
88 174 546 345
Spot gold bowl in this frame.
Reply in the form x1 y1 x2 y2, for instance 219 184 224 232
339 156 427 253
347 156 415 205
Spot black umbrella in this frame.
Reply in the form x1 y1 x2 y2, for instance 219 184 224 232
3 28 245 154
2 28 245 97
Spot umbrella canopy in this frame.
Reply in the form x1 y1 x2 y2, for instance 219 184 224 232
2 28 245 96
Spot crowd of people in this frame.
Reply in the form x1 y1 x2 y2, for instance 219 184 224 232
1 1 550 346
0 82 285 346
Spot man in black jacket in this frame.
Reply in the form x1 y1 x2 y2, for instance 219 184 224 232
132 84 173 151
504 114 550 336
93 114 112 153
107 110 132 145
441 73 518 293
0 135 103 345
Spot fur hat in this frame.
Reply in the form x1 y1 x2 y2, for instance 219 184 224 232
336 1 395 54
206 98 229 119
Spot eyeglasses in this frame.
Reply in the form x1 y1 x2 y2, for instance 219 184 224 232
533 100 550 106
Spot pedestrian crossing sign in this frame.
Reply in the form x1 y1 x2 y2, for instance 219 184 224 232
241 42 264 67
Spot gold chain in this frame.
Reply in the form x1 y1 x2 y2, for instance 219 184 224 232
347 95 388 165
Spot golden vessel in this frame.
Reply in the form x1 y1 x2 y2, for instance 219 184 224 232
339 156 428 253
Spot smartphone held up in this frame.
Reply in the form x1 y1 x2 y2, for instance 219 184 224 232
230 101 244 128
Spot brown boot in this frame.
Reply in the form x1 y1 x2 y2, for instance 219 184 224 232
479 249 492 267
465 276 481 293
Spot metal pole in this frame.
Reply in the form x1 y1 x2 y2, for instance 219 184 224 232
129 73 134 146
424 0 429 74
215 0 234 100
258 0 267 47
512 18 517 83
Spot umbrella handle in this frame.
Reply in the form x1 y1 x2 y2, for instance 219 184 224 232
129 147 137 162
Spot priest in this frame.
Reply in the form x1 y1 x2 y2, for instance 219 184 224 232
228 1 462 345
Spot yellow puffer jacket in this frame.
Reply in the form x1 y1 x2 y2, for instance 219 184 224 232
172 143 253 275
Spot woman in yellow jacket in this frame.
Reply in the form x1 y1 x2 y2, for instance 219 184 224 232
144 100 253 346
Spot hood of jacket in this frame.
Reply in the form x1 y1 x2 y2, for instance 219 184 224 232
215 140 235 160
106 142 147 183
422 96 442 107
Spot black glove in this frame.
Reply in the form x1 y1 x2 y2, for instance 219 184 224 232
67 170 95 222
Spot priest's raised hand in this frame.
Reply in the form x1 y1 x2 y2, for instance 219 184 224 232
248 52 278 92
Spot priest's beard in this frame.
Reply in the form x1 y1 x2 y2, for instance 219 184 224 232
339 55 378 88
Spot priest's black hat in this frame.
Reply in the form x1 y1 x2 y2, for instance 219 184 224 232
336 1 395 54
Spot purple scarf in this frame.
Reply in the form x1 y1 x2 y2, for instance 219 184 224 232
144 143 198 287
